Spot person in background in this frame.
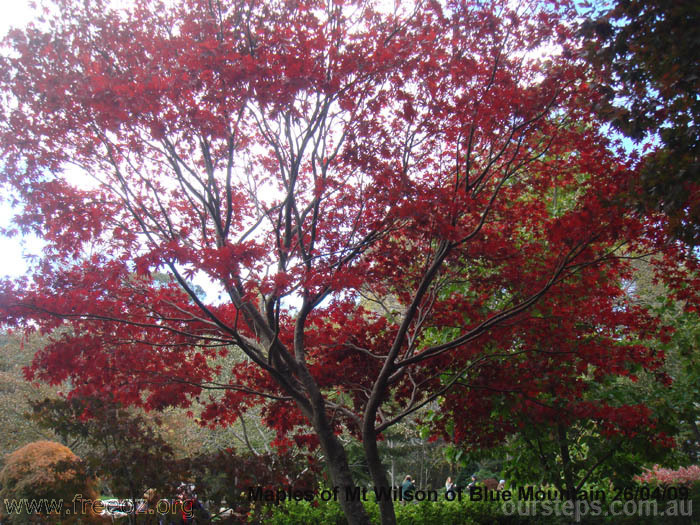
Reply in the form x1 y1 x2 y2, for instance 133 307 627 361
182 485 210 525
400 475 416 504
445 476 456 499
160 484 210 525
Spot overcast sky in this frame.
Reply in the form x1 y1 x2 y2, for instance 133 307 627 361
0 1 34 35
0 1 42 280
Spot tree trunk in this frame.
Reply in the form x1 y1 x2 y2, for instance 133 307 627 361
557 422 576 502
315 422 372 525
363 426 397 525
389 440 395 487
557 421 580 525
287 326 372 525
298 381 371 525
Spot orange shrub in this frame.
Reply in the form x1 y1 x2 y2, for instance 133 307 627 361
0 441 101 523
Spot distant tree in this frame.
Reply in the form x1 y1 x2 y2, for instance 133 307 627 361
626 259 700 464
0 333 60 458
29 396 184 509
581 0 700 245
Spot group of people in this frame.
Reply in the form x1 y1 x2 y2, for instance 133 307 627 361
399 474 506 503
137 484 211 524
449 474 506 492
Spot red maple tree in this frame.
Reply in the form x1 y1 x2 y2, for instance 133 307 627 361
1 1 697 524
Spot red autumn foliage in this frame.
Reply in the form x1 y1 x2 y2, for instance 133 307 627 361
0 1 697 524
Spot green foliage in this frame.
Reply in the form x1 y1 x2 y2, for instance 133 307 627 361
650 304 700 463
259 493 543 524
262 498 350 525
262 497 487 525
623 259 700 463
260 488 700 525
191 447 320 522
343 424 451 490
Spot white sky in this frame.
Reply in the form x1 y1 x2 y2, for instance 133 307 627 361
0 1 42 280
0 0 34 36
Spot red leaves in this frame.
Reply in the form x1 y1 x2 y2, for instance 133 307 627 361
0 0 696 471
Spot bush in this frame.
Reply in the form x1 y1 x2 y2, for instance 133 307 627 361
634 464 700 487
257 484 700 525
259 499 347 525
259 491 526 525
0 440 100 524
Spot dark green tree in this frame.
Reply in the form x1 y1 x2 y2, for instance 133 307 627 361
581 0 700 245
29 395 186 522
